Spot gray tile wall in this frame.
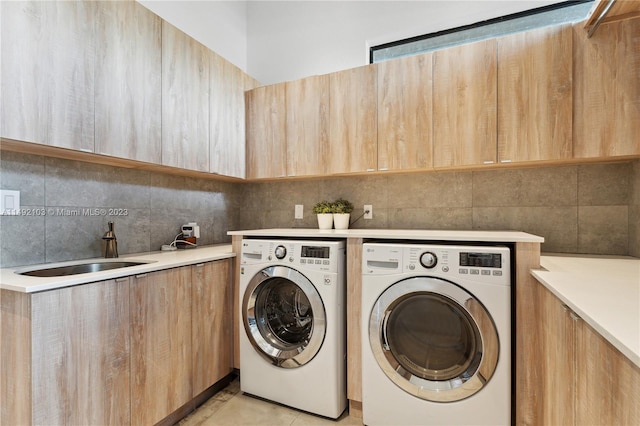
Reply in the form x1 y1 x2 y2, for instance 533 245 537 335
1 151 637 268
0 151 241 268
239 161 638 256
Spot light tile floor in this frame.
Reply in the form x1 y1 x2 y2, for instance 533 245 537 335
179 378 362 426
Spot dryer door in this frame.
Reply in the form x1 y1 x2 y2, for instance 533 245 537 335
369 276 499 402
243 266 326 368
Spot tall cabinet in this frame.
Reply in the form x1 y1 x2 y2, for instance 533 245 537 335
0 1 95 151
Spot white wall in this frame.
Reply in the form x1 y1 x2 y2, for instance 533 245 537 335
137 0 249 72
247 1 565 85
137 0 566 85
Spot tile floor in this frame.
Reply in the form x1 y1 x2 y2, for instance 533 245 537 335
179 378 362 426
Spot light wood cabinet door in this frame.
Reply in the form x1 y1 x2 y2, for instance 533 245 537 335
286 75 330 177
575 318 640 425
131 268 192 425
497 25 573 163
377 52 433 171
328 65 378 174
30 279 131 425
192 260 232 395
162 21 210 172
210 53 260 178
573 17 640 158
0 1 95 151
95 1 161 163
245 84 287 179
433 39 497 168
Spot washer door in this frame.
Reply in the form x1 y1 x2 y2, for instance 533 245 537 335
243 266 326 368
369 277 499 402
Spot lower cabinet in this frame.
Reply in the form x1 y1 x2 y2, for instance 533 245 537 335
524 280 640 425
0 259 232 425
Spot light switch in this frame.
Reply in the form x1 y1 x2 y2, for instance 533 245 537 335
0 190 20 215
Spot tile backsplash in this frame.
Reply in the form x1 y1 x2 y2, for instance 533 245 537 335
239 161 639 256
1 150 638 268
0 151 240 267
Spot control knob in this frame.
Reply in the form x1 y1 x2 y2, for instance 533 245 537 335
274 245 287 260
420 252 437 268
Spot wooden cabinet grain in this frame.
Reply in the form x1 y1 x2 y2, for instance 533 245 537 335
192 260 233 395
497 25 573 163
286 75 330 177
245 84 287 179
95 1 162 163
0 280 131 425
0 1 95 151
162 21 210 172
377 53 433 171
328 65 378 174
433 39 497 168
130 268 192 425
210 53 260 178
521 279 640 425
573 17 640 158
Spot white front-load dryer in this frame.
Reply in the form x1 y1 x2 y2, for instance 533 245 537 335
239 239 347 419
362 242 512 426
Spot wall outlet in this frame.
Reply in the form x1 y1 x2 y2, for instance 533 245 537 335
364 204 373 219
294 204 304 219
0 190 20 215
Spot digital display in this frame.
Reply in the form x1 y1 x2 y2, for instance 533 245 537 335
460 252 502 268
301 246 330 259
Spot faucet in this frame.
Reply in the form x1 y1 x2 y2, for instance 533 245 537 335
102 221 118 258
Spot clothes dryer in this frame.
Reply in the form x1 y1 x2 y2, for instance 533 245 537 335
362 242 512 425
239 239 347 418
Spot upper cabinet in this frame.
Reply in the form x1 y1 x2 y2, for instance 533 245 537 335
584 0 640 37
0 1 95 151
573 17 640 158
497 25 573 163
95 1 162 163
286 75 330 177
433 39 497 168
162 22 210 172
377 53 433 171
328 65 378 174
210 53 260 179
245 84 287 179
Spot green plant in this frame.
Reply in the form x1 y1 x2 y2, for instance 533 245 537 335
312 200 333 214
332 198 354 214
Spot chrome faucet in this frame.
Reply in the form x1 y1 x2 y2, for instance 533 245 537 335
102 221 118 258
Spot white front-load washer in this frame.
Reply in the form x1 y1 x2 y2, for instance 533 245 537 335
239 239 347 419
362 242 512 426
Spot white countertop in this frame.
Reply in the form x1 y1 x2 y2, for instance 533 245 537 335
532 254 640 368
228 228 544 243
1 244 234 293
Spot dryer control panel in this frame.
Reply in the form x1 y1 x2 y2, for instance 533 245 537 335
363 243 511 286
241 239 345 274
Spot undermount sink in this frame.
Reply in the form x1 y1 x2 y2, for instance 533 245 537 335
17 261 151 277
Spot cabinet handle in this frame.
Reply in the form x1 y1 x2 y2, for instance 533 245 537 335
366 168 375 172
500 159 512 164
135 273 147 279
287 174 296 177
483 161 495 165
79 148 93 153
569 311 581 322
378 167 389 171
115 277 129 283
195 263 204 268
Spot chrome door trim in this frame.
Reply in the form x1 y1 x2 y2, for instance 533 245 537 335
369 276 499 402
243 266 326 368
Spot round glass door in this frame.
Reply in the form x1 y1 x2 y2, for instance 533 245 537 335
243 266 326 368
369 277 499 402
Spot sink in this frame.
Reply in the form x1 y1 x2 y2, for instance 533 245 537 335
17 261 151 277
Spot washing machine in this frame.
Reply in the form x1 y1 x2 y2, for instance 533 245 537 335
361 242 512 426
239 239 347 419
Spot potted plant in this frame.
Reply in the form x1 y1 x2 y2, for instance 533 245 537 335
312 200 334 229
332 198 353 230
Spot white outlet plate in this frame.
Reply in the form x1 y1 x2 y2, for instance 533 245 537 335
364 204 373 219
0 190 20 215
294 204 304 219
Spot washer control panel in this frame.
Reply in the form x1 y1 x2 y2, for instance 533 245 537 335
241 239 345 273
363 243 510 285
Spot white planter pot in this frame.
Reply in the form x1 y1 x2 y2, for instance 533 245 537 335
333 213 350 230
316 213 334 230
